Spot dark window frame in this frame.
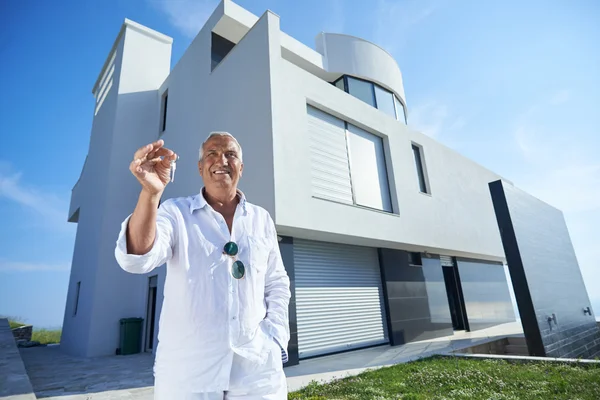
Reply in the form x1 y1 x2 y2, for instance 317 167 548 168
73 281 81 316
160 90 168 133
412 143 429 194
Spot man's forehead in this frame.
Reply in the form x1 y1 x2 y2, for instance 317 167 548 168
205 136 239 150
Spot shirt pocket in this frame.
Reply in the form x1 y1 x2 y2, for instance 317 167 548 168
247 235 271 276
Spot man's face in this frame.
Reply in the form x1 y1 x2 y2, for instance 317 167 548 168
198 135 243 191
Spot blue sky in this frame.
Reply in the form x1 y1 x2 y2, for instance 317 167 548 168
0 0 598 328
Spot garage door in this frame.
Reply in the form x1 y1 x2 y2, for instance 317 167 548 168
294 239 389 358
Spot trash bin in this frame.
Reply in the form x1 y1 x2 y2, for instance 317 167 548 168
119 317 143 355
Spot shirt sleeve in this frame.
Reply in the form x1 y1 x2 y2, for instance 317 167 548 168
114 201 176 274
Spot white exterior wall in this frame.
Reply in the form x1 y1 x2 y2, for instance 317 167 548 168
63 22 172 357
316 33 407 105
66 0 511 357
272 57 506 261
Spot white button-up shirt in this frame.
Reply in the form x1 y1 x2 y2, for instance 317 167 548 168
114 190 291 393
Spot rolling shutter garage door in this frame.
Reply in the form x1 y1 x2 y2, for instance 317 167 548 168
294 239 389 358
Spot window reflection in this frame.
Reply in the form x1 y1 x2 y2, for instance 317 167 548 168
374 85 396 119
347 77 376 108
333 75 407 124
394 95 406 124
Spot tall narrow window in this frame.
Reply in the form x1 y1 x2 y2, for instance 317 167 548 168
160 91 168 133
412 144 429 193
73 281 81 316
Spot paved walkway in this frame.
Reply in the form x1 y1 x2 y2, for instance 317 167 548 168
0 318 36 400
16 322 523 399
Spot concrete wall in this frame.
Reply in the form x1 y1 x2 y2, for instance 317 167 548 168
490 180 600 359
272 57 506 262
63 22 172 357
315 32 406 105
66 0 517 357
61 39 123 356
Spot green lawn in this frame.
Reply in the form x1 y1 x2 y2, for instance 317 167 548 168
288 356 600 400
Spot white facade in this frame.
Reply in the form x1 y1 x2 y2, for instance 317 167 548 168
63 0 512 358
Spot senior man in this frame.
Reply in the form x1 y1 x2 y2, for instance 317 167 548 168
114 132 291 399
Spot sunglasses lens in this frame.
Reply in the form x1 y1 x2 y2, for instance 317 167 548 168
223 241 238 256
232 260 245 279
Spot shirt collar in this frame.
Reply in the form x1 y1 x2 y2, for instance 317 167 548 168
190 187 247 214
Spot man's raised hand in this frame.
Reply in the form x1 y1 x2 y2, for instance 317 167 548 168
129 139 178 196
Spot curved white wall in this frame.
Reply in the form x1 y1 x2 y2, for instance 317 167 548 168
316 32 406 106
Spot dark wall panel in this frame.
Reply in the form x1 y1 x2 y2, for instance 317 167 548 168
279 236 299 367
456 258 516 331
490 180 600 359
379 249 453 344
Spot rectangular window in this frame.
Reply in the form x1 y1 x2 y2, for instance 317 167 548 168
333 77 345 91
347 124 392 212
211 32 236 71
347 76 376 107
395 95 406 124
306 105 393 213
160 91 168 133
374 85 396 119
412 144 429 193
73 281 81 316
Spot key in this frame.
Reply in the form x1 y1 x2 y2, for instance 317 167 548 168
170 158 177 183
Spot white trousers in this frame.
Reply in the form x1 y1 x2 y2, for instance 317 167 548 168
153 340 287 400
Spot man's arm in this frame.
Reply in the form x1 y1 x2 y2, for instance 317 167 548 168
115 139 178 274
126 190 161 255
115 197 176 274
262 215 292 362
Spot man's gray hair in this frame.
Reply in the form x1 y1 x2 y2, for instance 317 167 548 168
198 131 243 162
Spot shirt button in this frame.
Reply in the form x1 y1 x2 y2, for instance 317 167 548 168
232 317 236 320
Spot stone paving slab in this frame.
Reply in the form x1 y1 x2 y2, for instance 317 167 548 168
18 322 525 399
0 318 36 400
18 345 154 399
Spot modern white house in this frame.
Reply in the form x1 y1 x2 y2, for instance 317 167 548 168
61 0 517 365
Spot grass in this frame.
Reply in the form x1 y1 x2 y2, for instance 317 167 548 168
3 317 62 344
288 355 600 400
31 329 62 345
8 320 27 329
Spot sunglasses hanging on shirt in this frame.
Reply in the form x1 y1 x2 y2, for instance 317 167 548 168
223 241 245 279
